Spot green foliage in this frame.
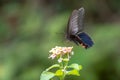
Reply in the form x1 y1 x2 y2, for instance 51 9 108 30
67 69 80 76
67 63 82 76
40 71 55 80
68 63 82 71
55 70 63 76
40 63 82 80
41 66 82 80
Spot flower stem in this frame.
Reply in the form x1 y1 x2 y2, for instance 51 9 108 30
59 57 69 80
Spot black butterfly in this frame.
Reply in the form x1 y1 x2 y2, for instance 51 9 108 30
66 7 94 49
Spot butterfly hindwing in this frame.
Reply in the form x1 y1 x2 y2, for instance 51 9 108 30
76 32 94 48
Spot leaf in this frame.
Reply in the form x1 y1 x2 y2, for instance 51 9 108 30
68 63 82 70
79 65 82 70
67 69 80 76
40 71 55 80
62 58 69 62
55 70 63 76
46 64 60 71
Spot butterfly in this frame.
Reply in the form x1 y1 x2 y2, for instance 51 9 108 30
66 7 94 49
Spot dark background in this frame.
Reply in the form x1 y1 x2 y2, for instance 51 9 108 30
0 0 120 80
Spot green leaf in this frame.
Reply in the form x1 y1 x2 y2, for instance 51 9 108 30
55 70 63 76
62 58 69 62
40 71 55 80
68 63 82 70
46 64 60 71
67 69 80 76
79 65 82 70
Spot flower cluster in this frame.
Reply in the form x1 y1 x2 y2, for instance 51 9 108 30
49 46 73 59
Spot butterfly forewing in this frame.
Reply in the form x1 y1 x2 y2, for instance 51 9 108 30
78 7 85 32
67 10 79 35
67 7 85 36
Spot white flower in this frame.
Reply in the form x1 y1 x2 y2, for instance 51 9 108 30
58 58 62 63
49 46 73 59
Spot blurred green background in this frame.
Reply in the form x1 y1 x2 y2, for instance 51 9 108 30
0 0 120 80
